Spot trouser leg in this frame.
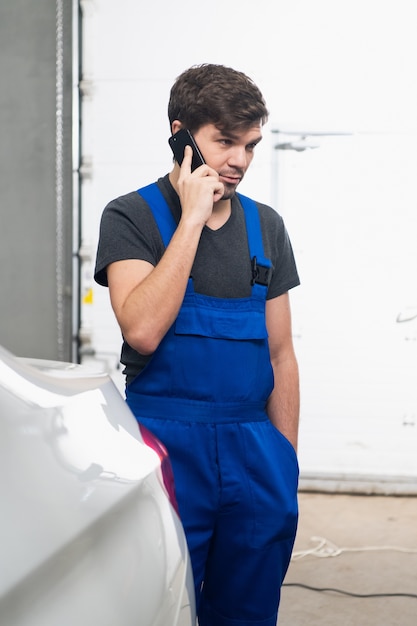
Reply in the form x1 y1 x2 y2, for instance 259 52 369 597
135 417 219 610
198 420 299 626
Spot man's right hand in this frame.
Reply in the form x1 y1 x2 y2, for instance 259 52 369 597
177 145 224 226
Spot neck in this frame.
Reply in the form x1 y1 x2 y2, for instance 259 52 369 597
206 200 231 230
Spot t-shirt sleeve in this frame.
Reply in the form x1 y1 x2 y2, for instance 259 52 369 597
269 225 300 299
94 191 163 287
258 203 300 300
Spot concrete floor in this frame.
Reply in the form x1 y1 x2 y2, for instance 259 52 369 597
279 492 417 625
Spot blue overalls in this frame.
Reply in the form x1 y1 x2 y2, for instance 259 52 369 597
126 183 299 626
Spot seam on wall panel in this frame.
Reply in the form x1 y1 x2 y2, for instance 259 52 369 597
55 0 65 360
72 0 81 363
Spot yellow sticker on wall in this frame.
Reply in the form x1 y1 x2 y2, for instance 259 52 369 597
83 288 93 305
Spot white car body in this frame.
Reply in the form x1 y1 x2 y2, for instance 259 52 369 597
0 345 195 626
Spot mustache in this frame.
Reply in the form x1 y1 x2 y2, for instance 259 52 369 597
219 168 245 179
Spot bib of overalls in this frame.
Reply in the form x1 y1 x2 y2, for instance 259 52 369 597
126 183 274 421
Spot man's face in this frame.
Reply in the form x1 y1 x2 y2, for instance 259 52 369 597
193 123 263 199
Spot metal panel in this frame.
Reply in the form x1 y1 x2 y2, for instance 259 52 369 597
0 0 73 361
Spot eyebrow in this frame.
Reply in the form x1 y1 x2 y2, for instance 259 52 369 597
217 130 263 144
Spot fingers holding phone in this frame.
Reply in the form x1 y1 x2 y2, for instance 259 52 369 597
169 129 205 171
178 146 223 218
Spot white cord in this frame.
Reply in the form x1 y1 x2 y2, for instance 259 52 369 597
291 536 417 561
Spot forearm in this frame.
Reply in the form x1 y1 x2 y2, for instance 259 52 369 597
267 352 300 453
113 219 203 354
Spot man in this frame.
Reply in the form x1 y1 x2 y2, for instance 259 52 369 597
95 63 300 626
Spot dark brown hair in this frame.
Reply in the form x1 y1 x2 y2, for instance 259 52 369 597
168 64 269 133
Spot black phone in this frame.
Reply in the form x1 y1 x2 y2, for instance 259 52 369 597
168 129 205 172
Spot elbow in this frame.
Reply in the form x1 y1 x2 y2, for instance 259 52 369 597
123 327 162 356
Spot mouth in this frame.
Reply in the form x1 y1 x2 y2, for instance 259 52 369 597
219 173 242 186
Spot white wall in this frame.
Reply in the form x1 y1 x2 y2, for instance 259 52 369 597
79 0 417 491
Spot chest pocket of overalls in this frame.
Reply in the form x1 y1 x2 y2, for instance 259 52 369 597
172 283 273 403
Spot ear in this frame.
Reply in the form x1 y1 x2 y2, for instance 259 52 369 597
171 120 183 135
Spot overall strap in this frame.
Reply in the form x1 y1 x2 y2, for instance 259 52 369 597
137 184 271 293
237 193 272 289
137 183 176 248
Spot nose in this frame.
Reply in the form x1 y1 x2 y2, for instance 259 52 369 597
228 146 249 169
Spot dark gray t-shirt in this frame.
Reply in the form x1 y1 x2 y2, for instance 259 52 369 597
94 175 300 381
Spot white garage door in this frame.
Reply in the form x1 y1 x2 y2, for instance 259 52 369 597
78 0 417 493
277 131 417 492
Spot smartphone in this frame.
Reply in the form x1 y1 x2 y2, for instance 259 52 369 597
168 129 205 172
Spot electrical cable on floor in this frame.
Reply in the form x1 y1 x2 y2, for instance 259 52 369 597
282 582 417 600
285 535 417 600
291 535 417 560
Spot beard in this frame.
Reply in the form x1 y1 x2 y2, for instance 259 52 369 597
220 184 237 200
219 170 244 200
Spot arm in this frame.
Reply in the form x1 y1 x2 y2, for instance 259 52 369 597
265 292 300 452
107 147 224 355
107 220 201 355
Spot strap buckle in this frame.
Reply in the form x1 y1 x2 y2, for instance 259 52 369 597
251 256 271 286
